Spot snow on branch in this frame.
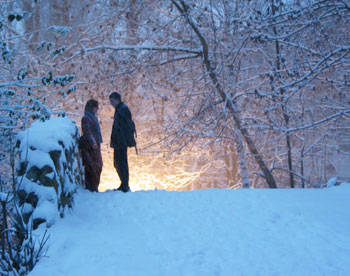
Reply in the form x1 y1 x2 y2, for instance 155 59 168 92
286 110 350 133
86 44 202 55
49 26 72 35
265 46 350 112
158 53 201 66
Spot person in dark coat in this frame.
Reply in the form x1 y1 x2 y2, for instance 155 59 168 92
80 99 103 192
109 92 135 192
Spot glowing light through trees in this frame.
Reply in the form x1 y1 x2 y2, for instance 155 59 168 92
98 144 212 192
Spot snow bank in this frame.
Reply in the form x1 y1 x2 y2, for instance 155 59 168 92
16 116 84 229
30 184 350 276
0 192 9 203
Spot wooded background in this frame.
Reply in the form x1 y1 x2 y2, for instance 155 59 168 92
1 0 350 190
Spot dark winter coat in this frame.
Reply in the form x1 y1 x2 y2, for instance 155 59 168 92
80 111 103 168
110 102 136 150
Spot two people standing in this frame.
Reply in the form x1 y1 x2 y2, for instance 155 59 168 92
80 92 135 193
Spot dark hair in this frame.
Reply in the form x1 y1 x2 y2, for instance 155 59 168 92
109 91 121 101
85 99 98 112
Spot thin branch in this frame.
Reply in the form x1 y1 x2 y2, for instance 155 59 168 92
86 44 202 55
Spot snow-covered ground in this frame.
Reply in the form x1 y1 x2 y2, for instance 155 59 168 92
30 185 350 276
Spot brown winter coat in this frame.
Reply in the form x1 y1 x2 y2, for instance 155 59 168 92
81 111 103 191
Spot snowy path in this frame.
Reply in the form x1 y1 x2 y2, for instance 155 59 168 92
30 186 350 276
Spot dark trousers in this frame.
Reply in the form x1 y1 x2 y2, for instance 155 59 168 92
84 164 102 192
82 147 102 192
113 147 129 191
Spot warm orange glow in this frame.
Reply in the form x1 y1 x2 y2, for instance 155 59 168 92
82 105 239 192
98 144 210 192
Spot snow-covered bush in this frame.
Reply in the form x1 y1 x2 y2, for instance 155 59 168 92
15 116 84 229
1 2 80 274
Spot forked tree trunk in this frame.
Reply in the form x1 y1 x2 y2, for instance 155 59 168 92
172 0 277 188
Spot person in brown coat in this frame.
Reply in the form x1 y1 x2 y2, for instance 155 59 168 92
80 99 103 192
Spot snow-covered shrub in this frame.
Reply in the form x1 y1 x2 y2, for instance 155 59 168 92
1 190 50 276
16 116 83 229
1 3 79 274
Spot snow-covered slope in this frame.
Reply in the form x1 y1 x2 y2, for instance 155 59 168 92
30 185 350 276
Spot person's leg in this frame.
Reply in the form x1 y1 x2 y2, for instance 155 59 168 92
82 149 98 192
84 165 95 192
96 165 102 190
114 148 129 192
90 165 102 192
121 147 129 191
90 149 102 192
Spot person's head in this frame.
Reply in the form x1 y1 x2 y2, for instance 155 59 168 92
85 99 99 115
109 91 121 108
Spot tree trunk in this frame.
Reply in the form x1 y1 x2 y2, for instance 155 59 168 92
23 0 40 52
234 130 250 188
271 0 295 188
173 0 277 188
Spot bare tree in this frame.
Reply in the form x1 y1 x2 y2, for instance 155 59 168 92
4 0 348 191
74 0 349 189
